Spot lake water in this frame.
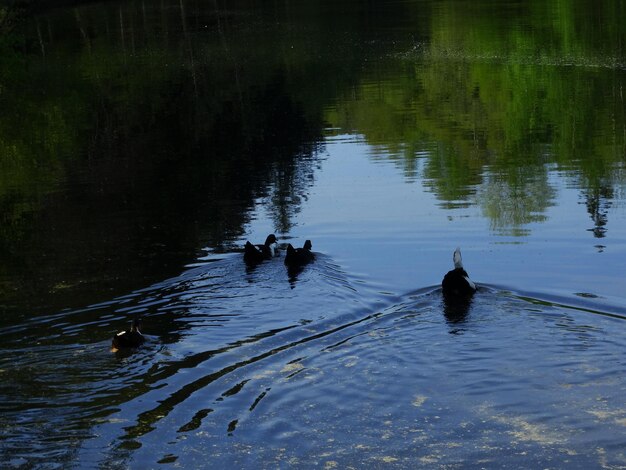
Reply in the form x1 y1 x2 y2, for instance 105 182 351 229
1 0 626 468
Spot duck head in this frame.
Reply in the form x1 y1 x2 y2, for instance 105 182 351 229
264 234 278 246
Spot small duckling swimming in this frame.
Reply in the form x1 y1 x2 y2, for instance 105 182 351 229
442 247 477 297
244 234 279 265
112 318 145 350
284 239 314 267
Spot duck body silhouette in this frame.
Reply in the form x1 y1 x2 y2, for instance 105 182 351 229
112 318 145 350
442 247 477 297
244 234 278 264
284 240 314 267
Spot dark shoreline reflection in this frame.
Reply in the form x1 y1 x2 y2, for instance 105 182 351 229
0 2 342 315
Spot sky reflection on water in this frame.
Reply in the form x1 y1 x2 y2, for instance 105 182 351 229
260 133 626 301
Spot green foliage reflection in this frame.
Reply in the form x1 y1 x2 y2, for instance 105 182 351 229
326 0 626 236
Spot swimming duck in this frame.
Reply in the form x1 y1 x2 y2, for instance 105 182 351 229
284 239 315 267
442 247 476 297
244 234 278 264
112 318 145 350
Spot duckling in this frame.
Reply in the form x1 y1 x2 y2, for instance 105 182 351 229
244 234 278 265
112 318 145 350
442 247 476 297
284 239 315 267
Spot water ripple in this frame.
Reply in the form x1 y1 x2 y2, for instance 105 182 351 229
2 256 626 469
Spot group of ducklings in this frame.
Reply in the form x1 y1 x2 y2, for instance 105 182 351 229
112 237 475 351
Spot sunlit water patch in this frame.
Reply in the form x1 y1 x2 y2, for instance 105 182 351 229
401 44 626 71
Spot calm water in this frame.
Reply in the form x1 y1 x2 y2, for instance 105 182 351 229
1 0 626 468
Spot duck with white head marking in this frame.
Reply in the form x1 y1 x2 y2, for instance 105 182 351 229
442 247 477 297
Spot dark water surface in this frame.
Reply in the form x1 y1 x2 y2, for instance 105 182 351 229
1 0 626 468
